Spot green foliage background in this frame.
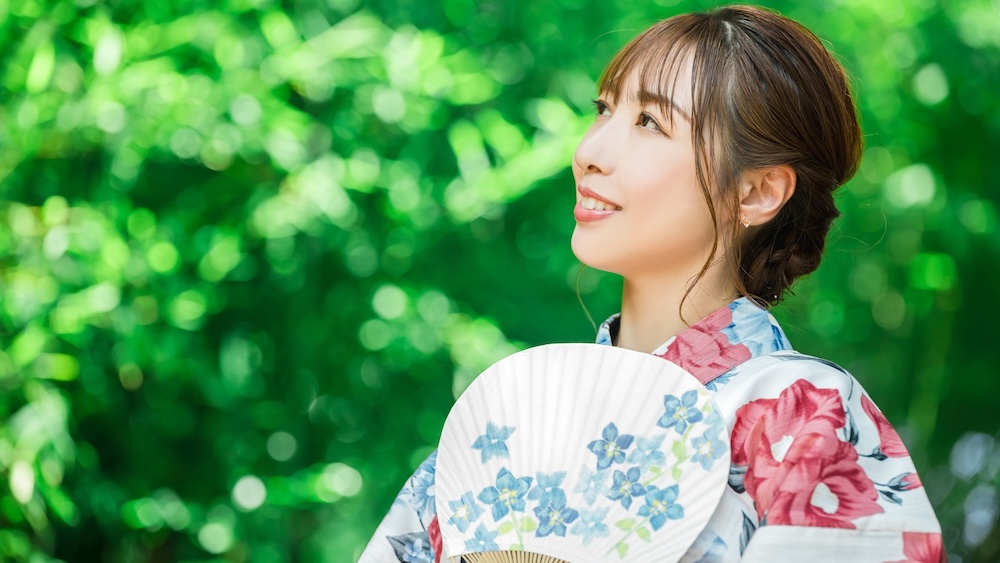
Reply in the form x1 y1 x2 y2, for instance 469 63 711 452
0 0 998 561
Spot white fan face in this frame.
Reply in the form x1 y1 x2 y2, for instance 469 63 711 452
436 343 731 563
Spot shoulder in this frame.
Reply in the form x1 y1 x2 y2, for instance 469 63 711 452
724 350 884 458
715 350 861 408
726 351 862 461
723 351 941 534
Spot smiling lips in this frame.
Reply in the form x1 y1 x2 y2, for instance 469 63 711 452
575 187 622 223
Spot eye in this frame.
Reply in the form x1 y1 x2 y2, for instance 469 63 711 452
592 99 611 117
638 112 663 133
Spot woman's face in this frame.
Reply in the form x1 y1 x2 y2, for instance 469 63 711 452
570 58 722 283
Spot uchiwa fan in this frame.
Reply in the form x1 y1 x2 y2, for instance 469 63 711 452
436 343 730 563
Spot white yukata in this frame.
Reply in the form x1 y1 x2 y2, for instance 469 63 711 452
360 297 943 562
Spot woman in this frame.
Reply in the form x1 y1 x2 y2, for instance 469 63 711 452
361 5 943 562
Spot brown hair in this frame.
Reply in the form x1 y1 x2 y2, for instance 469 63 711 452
599 5 863 307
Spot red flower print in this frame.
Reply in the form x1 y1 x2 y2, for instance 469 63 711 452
884 532 945 563
428 516 442 563
661 306 751 383
730 379 883 528
731 379 847 468
899 472 922 491
760 434 883 528
862 394 909 458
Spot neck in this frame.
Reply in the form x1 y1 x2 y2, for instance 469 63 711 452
617 272 737 353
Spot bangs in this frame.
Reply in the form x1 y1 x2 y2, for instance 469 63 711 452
598 26 694 128
596 14 738 193
597 15 731 134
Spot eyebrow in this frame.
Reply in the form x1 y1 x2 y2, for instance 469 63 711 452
630 89 691 122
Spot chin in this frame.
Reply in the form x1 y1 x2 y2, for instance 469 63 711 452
571 229 625 275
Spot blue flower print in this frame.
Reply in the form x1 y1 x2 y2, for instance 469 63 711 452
464 523 500 552
626 434 666 473
533 494 579 538
569 507 610 545
395 451 436 512
478 468 533 521
638 484 684 531
704 369 736 391
657 390 703 435
528 471 567 506
406 464 436 524
400 540 432 563
587 422 634 470
447 491 484 533
690 431 727 471
471 421 516 464
722 299 789 356
607 466 646 509
387 532 434 563
596 316 618 346
685 530 729 563
572 465 608 505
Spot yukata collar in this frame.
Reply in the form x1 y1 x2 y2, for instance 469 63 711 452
595 297 793 387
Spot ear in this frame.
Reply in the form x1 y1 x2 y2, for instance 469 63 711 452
738 165 796 228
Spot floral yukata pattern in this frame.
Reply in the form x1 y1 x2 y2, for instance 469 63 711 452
360 298 943 562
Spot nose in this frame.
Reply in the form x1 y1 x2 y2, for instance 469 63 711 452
573 119 618 177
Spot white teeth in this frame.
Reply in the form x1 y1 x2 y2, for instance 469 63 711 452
581 197 620 211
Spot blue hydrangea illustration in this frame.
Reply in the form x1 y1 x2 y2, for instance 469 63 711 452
626 434 666 472
528 471 567 506
464 523 500 552
477 467 533 521
702 410 723 432
572 465 608 505
447 491 484 533
533 493 579 538
607 466 646 509
569 507 610 545
691 430 727 471
471 421 516 464
638 484 685 531
587 422 634 469
657 390 704 435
